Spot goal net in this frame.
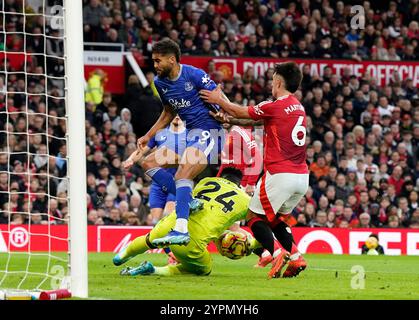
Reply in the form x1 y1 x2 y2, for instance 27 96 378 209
0 0 87 299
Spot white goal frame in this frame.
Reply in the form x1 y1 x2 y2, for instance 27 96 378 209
65 0 88 298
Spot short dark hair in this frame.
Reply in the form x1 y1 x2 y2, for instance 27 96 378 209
152 39 181 62
274 61 302 93
219 167 243 186
369 233 379 240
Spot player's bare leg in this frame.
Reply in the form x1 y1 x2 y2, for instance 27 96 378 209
163 200 175 217
152 146 208 247
150 200 175 226
150 208 164 225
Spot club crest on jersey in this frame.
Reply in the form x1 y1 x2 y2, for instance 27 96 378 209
201 75 210 84
184 82 194 91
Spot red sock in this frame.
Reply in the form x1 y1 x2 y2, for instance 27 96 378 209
290 243 299 255
273 239 281 251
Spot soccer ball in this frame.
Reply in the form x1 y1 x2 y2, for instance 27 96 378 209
215 230 253 260
365 236 378 250
367 248 379 255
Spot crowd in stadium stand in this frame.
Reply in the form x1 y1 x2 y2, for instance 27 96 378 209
0 0 418 229
81 0 419 62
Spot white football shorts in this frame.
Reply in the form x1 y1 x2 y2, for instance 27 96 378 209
249 171 309 221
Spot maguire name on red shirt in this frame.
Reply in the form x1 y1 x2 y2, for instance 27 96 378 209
247 95 309 175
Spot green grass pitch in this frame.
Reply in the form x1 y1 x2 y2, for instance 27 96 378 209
1 253 419 300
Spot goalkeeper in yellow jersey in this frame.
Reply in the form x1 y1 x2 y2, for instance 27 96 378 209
113 167 257 276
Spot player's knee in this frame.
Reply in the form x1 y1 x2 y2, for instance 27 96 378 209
174 166 192 180
141 157 154 170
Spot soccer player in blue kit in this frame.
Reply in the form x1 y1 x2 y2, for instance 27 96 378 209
124 116 187 224
135 39 223 246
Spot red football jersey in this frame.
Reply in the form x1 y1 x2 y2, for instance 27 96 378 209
216 125 263 187
247 94 308 174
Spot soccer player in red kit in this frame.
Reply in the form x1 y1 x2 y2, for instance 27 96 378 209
217 123 263 195
200 62 308 278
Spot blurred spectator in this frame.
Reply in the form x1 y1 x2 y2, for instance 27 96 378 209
129 194 149 223
309 154 330 179
123 211 141 226
88 209 104 225
310 211 328 228
386 214 401 228
83 0 109 41
85 69 107 106
103 208 123 225
357 212 373 228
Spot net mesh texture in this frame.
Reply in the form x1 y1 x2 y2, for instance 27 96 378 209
0 0 70 293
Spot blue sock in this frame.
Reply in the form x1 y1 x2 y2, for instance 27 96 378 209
174 179 194 233
145 168 176 196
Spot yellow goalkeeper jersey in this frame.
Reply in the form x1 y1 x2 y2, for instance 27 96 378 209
189 177 250 243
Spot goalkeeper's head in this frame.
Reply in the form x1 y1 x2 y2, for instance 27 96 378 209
219 167 243 187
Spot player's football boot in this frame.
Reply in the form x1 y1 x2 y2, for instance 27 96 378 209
189 198 204 213
267 250 290 279
112 245 132 266
152 230 191 247
282 255 307 278
120 261 156 276
254 252 273 268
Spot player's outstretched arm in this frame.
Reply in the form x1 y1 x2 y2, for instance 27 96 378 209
200 85 251 119
122 146 151 170
209 111 263 126
137 105 176 150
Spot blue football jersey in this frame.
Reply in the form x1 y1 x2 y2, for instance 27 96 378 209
147 127 187 155
147 126 187 176
154 64 221 131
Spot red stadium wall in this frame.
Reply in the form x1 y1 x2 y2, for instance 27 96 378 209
181 56 419 87
0 225 418 256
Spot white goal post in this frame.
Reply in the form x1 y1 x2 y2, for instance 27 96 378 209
65 0 88 299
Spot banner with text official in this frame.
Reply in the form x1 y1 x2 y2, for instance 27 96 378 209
181 56 419 87
1 225 418 255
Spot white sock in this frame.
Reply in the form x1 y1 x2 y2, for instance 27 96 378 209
272 248 282 258
174 218 188 233
261 250 271 258
290 253 301 261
